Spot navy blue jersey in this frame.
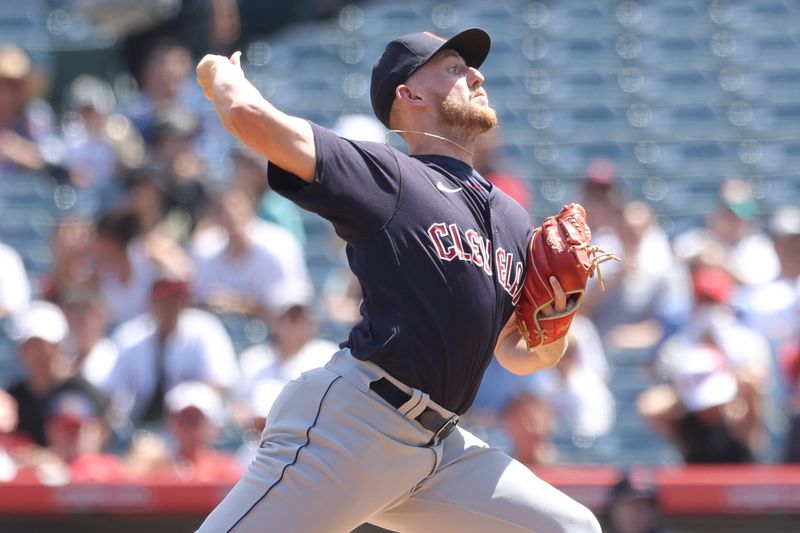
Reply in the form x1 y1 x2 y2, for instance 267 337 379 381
269 123 532 414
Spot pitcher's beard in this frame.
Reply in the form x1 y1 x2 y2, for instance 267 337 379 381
440 95 498 134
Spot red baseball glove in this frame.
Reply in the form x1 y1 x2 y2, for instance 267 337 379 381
515 203 619 349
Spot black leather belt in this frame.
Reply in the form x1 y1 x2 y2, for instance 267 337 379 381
369 377 458 445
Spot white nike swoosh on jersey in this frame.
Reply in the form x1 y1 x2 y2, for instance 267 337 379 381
436 181 463 194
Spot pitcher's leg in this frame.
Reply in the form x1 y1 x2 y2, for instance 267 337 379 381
370 428 601 533
197 369 437 533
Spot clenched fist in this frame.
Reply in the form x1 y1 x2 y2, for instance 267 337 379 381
196 51 243 101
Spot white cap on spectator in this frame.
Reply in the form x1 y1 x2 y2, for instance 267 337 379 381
11 300 69 345
165 381 224 427
249 378 285 420
769 206 800 237
268 283 313 317
332 113 386 143
673 345 737 413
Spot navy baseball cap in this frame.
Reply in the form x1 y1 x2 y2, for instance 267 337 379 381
370 28 491 128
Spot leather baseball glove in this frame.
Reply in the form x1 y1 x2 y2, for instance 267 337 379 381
515 203 619 349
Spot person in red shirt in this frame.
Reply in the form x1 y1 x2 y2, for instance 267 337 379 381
127 381 242 482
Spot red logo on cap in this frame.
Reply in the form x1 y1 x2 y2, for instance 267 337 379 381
424 31 447 42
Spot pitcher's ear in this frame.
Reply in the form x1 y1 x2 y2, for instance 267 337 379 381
396 84 424 104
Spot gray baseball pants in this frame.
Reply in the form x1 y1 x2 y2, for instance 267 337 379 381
197 349 601 533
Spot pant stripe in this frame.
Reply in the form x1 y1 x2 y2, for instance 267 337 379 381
227 376 343 532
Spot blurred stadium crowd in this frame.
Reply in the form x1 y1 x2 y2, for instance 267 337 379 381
0 0 798 506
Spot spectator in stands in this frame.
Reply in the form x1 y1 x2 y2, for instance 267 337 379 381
500 392 557 466
148 105 211 230
0 239 30 319
104 271 238 428
579 159 625 242
472 126 531 211
124 160 206 244
43 215 96 302
606 470 668 533
62 75 120 191
94 207 190 323
164 381 240 480
124 39 196 144
737 205 800 351
653 265 770 457
59 284 118 391
0 44 50 173
0 388 18 481
123 37 229 182
637 344 756 464
673 178 779 287
470 315 611 441
230 145 306 245
237 297 336 424
35 388 123 482
583 201 691 352
6 301 108 447
781 339 800 462
0 389 17 435
533 327 615 441
191 188 312 319
126 381 241 482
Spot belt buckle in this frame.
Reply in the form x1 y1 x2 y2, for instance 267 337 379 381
429 415 459 446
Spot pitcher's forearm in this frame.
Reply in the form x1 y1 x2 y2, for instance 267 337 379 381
199 53 316 181
495 333 568 375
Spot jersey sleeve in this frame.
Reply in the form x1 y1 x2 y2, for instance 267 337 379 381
267 122 401 236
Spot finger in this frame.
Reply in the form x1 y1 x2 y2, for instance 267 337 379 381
231 50 242 67
550 276 567 312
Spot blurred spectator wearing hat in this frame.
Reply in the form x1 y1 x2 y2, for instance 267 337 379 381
582 200 691 353
59 284 119 390
606 469 669 533
649 265 770 457
126 381 241 482
104 268 238 429
0 238 31 320
13 387 124 484
5 301 109 448
673 178 779 287
637 343 757 464
0 43 57 174
190 187 312 320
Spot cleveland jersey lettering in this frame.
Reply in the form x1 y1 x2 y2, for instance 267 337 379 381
428 222 524 304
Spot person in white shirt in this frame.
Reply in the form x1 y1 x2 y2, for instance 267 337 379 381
191 188 313 319
104 274 239 428
234 295 336 466
0 240 30 319
238 296 337 421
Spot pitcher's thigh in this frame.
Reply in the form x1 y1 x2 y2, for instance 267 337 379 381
197 371 436 533
371 447 600 533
